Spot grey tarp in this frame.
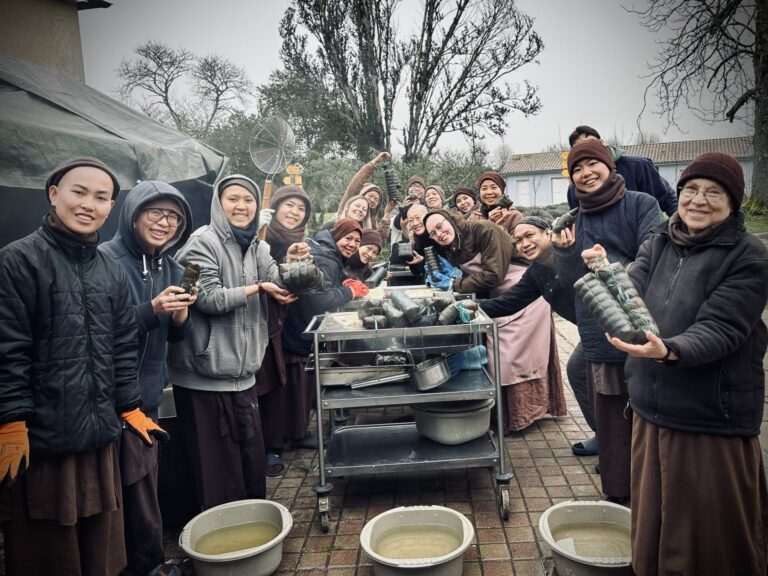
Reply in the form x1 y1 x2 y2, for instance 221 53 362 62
0 53 227 246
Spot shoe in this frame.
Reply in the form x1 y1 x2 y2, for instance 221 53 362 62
594 463 601 474
604 495 631 508
266 452 286 477
292 431 319 449
571 435 599 456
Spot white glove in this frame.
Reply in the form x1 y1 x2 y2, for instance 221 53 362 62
259 209 274 231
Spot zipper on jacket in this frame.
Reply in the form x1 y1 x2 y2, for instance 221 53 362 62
78 255 100 448
239 258 249 387
137 257 154 375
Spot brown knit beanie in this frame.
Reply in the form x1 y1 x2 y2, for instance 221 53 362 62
360 183 383 203
426 185 445 200
405 175 425 191
46 156 121 201
677 153 745 211
454 187 476 202
476 172 506 192
567 140 615 178
271 185 312 226
331 217 363 241
360 229 382 249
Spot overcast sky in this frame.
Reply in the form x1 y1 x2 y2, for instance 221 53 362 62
79 0 751 159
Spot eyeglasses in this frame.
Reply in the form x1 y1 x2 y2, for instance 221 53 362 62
427 217 451 240
679 184 727 203
145 208 183 227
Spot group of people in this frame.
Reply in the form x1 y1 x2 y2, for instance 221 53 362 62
0 120 766 576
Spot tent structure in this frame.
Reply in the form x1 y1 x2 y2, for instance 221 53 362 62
0 53 228 247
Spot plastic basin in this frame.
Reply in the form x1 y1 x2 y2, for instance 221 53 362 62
538 500 633 576
179 499 292 576
360 505 474 576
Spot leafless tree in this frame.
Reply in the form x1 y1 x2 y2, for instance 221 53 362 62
628 0 765 205
118 41 253 139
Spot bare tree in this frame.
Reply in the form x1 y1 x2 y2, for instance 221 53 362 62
118 41 253 139
271 0 542 162
629 0 765 205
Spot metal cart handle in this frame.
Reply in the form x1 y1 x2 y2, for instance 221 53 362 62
301 314 325 339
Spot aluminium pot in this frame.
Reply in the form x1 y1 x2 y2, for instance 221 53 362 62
413 398 494 445
410 356 451 391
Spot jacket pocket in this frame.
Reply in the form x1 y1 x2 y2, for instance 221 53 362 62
717 363 732 420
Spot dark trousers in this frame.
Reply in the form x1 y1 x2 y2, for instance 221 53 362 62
566 341 596 431
122 464 163 575
173 385 266 511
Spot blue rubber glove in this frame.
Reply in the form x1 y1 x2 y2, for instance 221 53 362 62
428 270 453 291
438 255 463 279
455 301 473 323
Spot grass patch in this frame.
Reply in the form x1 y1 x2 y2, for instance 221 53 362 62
745 213 768 235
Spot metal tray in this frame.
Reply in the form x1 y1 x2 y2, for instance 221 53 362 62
306 351 413 387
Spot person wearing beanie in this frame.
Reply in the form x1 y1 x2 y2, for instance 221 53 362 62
256 184 314 475
566 125 677 216
478 215 597 452
554 139 663 506
100 181 195 576
167 174 296 510
0 159 158 574
424 185 446 210
404 175 426 200
453 186 477 217
345 229 383 281
605 152 768 575
470 171 522 234
335 152 397 239
322 195 370 233
280 217 367 448
423 208 567 432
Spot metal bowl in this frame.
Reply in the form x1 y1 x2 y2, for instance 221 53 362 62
411 356 451 392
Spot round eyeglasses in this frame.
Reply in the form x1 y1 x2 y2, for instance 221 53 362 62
145 208 183 227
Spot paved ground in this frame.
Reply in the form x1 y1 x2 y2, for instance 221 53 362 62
158 316 686 575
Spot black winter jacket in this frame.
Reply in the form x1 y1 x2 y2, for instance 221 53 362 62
626 217 768 436
555 190 662 362
99 181 193 419
281 230 354 356
0 219 140 453
479 259 576 323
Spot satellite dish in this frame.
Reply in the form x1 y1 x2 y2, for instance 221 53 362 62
248 116 295 177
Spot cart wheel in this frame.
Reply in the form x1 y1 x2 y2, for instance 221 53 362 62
498 488 510 521
320 511 330 532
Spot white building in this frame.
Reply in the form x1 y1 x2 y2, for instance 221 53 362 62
501 137 753 207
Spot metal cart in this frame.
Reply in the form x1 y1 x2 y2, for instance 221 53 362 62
302 290 513 531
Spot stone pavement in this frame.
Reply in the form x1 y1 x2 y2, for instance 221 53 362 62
160 316 610 575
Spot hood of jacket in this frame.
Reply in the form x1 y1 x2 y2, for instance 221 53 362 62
211 174 262 243
109 180 192 260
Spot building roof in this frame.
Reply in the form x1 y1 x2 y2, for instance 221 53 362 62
501 136 753 175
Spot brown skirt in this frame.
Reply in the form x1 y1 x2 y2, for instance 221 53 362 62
631 415 768 576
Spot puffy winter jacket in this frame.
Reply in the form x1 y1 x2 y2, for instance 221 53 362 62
167 177 282 392
281 229 354 356
99 181 193 418
0 218 140 453
627 217 768 436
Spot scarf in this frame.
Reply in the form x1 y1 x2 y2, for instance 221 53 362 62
265 219 306 263
574 172 626 214
229 220 257 253
667 212 739 248
47 209 99 245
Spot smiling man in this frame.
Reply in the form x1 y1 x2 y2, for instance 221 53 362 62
0 157 165 575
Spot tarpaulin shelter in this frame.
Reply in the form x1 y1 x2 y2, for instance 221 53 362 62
0 53 228 247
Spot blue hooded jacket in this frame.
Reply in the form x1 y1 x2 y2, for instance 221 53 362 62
100 181 193 418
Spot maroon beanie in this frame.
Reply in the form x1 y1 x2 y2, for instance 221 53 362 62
360 229 382 249
677 153 745 211
476 171 506 192
454 187 476 202
330 217 363 241
46 156 121 201
567 140 615 178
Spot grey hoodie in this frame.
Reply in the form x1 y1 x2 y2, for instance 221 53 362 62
167 175 282 391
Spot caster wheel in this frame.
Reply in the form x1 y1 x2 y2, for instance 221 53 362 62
320 511 330 532
499 488 510 521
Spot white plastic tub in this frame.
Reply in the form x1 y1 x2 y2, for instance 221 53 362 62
360 505 474 576
179 499 292 576
538 500 633 576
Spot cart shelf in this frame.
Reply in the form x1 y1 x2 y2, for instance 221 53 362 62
320 367 495 410
324 423 498 477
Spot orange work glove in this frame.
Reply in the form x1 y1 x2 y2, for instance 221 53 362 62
342 278 369 298
0 421 29 489
121 408 170 447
